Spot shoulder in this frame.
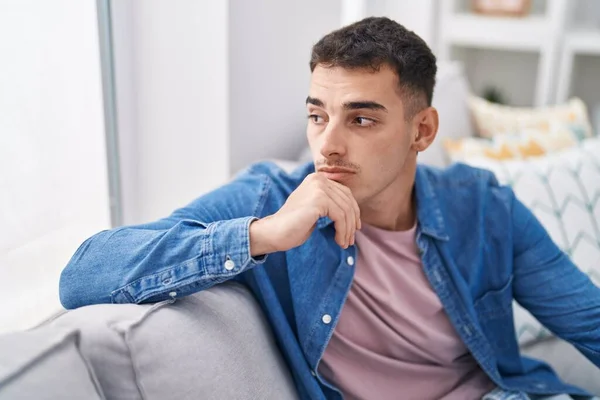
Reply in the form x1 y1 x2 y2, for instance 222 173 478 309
418 162 515 213
419 162 499 188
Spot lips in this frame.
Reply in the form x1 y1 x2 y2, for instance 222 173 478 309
318 167 356 174
318 167 356 182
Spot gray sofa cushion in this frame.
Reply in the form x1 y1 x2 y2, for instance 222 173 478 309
47 299 151 399
0 326 105 399
45 282 299 400
521 337 600 396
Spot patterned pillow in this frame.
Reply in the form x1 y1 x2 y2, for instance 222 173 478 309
443 129 582 162
462 137 600 346
468 96 593 139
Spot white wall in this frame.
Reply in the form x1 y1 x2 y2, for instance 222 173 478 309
113 0 230 224
228 0 343 173
111 0 140 225
367 0 439 50
0 0 111 332
113 0 342 223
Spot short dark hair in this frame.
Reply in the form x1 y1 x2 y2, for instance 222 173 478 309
310 17 437 119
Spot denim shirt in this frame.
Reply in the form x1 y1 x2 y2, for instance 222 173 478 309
59 161 600 399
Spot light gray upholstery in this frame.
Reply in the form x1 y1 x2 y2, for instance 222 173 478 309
112 283 298 400
47 299 153 399
0 282 298 400
0 326 105 399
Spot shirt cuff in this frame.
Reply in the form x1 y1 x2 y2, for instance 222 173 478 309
202 216 268 277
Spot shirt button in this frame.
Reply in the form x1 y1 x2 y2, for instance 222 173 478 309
169 291 177 298
346 256 355 266
224 259 235 271
310 370 317 377
322 314 332 324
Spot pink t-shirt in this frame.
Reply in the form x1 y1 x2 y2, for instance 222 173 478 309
319 222 495 400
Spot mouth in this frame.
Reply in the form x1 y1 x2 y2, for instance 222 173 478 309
317 167 356 182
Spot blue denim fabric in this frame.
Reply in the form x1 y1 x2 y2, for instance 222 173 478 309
59 161 600 400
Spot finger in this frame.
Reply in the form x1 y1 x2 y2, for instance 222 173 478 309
311 174 355 248
327 179 361 230
325 196 349 248
327 179 361 231
326 184 356 247
325 184 355 248
312 181 348 248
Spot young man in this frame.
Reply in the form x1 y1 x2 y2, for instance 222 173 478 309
60 17 600 400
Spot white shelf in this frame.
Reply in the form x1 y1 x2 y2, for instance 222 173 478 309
564 30 600 55
438 0 571 106
442 14 551 51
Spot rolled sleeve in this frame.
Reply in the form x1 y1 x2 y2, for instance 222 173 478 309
203 216 268 277
111 217 268 304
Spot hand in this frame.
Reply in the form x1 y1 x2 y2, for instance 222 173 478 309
250 173 361 256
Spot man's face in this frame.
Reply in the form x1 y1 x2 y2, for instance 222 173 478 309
306 64 417 205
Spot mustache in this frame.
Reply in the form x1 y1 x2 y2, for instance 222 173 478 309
315 159 361 173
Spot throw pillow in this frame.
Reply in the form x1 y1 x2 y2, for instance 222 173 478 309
443 129 582 162
468 96 593 140
461 137 600 345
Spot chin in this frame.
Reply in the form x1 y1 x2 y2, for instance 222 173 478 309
346 183 365 203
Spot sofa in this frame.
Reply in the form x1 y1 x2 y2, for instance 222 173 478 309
1 62 599 399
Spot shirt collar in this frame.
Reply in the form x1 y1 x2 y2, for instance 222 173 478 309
317 165 449 241
414 165 449 241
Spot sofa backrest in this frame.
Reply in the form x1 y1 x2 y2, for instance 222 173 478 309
0 282 299 400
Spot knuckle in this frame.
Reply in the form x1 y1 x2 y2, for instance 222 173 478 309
310 172 324 181
304 173 318 183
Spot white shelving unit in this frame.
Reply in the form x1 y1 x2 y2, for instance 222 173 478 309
440 13 551 51
438 0 570 106
556 29 600 102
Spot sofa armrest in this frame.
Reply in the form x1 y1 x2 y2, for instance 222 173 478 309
5 282 299 400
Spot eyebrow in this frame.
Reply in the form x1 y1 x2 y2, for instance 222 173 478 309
306 96 388 112
306 96 324 107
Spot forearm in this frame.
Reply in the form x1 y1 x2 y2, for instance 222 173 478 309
511 188 600 367
59 216 267 308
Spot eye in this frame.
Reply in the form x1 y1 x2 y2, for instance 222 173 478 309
354 117 376 127
308 114 325 124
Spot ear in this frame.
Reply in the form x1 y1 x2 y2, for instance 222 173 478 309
411 107 438 153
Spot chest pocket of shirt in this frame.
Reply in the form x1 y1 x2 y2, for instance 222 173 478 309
473 277 518 353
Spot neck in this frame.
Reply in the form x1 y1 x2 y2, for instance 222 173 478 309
359 159 417 231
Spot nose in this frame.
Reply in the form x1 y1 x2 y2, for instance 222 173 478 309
319 122 347 159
